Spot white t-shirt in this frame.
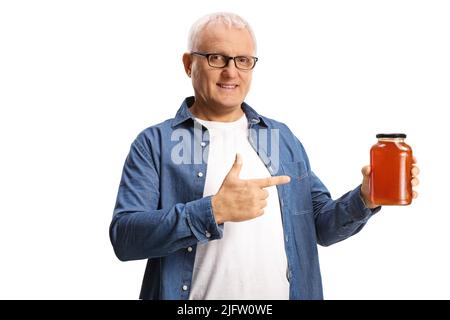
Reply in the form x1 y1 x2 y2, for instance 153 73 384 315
189 114 289 300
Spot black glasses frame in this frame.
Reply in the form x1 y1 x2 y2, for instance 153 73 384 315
191 52 258 70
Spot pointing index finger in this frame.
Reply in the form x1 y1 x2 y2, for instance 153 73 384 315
250 175 291 188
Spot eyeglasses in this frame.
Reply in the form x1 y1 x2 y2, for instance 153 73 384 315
191 52 258 70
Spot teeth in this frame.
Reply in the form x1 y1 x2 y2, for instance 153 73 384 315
218 84 237 89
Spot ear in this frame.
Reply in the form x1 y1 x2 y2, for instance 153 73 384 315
182 53 192 77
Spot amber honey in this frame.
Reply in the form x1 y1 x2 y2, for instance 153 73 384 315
370 134 412 205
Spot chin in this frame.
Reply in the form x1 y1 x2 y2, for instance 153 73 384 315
215 96 243 109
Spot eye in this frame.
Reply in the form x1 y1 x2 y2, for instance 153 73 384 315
236 56 251 64
209 54 224 61
236 56 253 66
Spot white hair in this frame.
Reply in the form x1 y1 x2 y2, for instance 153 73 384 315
187 12 257 54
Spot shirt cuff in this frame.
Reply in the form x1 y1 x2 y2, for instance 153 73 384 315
350 186 381 222
185 196 223 243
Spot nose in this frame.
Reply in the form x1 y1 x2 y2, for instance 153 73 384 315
221 58 238 77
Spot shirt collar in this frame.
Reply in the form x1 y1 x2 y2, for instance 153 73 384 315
172 96 269 128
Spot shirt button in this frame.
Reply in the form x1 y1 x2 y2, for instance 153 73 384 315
182 285 188 291
200 142 206 147
187 246 193 252
205 231 211 238
197 172 204 178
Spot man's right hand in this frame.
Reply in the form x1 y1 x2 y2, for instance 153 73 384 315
211 154 291 224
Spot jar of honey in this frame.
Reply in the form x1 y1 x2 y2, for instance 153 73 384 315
370 133 413 205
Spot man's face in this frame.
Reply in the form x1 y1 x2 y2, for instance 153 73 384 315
185 23 255 112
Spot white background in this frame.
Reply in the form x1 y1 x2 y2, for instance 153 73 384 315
1 0 449 299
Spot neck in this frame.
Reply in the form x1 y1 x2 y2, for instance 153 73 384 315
189 100 244 122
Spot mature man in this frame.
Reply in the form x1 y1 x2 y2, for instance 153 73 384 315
110 12 420 300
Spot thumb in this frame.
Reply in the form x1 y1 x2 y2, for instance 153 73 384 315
361 165 371 177
226 153 243 180
361 165 371 195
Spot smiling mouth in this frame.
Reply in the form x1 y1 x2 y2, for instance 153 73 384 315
217 83 238 89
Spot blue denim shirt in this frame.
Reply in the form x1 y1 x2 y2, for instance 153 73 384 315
110 96 380 300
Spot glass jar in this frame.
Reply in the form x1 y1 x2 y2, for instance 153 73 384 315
370 133 413 205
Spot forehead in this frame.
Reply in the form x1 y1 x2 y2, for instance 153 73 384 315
196 23 254 55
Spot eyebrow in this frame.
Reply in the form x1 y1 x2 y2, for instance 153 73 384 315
203 51 253 57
